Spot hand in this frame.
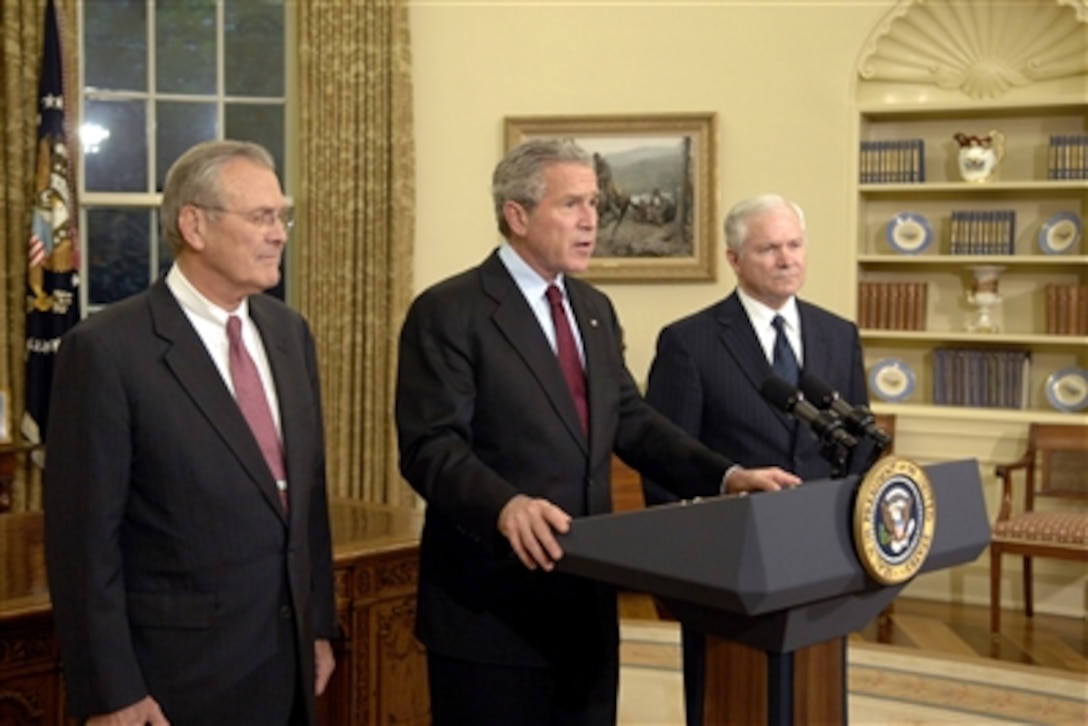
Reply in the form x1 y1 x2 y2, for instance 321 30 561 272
725 466 801 494
86 696 170 725
314 638 336 696
497 494 572 571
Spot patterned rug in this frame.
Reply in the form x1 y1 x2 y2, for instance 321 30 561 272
619 620 1087 725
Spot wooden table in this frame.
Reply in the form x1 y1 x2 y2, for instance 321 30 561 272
0 499 428 725
0 441 43 514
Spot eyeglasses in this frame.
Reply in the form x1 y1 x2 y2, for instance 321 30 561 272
193 204 295 231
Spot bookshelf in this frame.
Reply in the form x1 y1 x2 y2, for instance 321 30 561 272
851 1 1087 425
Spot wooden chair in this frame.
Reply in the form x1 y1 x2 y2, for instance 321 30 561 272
610 455 645 513
989 423 1088 632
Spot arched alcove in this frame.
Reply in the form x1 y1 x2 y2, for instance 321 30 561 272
849 0 1087 620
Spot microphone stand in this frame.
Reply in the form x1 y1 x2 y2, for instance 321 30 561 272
820 436 851 479
856 437 892 476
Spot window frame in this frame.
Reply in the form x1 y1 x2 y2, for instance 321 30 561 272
77 0 295 313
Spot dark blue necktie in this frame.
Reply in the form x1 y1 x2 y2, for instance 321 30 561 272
771 314 800 386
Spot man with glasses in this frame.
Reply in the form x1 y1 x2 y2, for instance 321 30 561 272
44 139 336 726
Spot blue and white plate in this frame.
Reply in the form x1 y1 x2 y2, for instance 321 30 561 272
886 212 933 255
1044 366 1088 412
1037 211 1082 255
869 358 916 403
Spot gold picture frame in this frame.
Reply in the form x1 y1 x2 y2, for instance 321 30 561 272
504 113 718 283
0 390 10 443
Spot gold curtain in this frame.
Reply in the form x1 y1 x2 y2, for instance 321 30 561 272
0 0 77 511
297 1 416 505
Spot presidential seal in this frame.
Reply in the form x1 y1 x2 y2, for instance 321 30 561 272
853 456 935 585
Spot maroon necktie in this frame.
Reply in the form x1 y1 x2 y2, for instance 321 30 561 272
227 315 288 511
545 285 588 434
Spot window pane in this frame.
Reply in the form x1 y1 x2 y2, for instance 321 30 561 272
84 0 146 91
157 221 174 280
84 100 148 192
156 0 217 95
156 101 218 191
87 209 152 305
225 104 285 180
225 0 285 97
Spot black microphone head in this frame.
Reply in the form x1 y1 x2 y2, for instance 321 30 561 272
798 371 837 408
760 375 800 413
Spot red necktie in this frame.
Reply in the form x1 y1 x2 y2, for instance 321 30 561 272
227 316 288 511
545 285 588 434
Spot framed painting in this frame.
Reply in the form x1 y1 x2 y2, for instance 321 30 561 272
504 113 719 282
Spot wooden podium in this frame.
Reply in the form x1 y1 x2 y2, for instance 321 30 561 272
559 459 990 725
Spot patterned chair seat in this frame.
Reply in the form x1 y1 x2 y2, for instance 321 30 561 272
989 423 1088 633
991 511 1088 547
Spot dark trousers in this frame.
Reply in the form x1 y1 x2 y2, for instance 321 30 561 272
427 650 619 726
154 616 303 726
681 623 706 726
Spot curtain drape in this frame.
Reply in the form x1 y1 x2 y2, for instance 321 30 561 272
0 0 77 512
297 1 416 505
2 1 415 508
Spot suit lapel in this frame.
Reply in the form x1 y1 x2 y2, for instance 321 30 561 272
481 253 588 452
798 301 832 383
150 282 287 519
251 298 307 518
567 282 608 454
717 292 794 435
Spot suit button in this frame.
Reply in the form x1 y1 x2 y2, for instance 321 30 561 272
280 605 292 620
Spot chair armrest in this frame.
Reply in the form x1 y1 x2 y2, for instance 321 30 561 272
994 448 1032 479
993 449 1033 523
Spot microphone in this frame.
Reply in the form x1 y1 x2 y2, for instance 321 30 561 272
798 372 892 450
760 375 858 449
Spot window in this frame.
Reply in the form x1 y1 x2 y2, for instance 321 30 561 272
79 0 290 309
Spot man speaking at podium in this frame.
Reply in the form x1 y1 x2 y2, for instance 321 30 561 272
643 194 871 725
396 141 800 726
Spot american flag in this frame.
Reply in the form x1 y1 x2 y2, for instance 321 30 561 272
24 0 80 445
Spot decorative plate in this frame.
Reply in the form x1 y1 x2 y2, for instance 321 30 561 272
1037 211 1082 255
886 212 933 255
1044 366 1088 413
868 358 916 403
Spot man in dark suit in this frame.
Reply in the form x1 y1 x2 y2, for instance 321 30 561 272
643 194 871 725
44 140 336 726
395 140 800 726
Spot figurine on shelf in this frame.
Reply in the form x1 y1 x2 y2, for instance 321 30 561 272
954 130 1005 183
965 265 1005 333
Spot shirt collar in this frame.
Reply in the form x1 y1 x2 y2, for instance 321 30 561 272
165 265 250 327
498 242 568 301
736 286 798 332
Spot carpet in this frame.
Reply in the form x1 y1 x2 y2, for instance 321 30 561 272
618 620 1087 725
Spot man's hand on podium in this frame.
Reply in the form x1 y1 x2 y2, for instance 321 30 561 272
722 466 801 495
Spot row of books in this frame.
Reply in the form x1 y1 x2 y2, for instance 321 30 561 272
1044 283 1088 335
1047 135 1088 180
859 139 925 183
857 282 927 331
948 210 1016 255
932 347 1031 410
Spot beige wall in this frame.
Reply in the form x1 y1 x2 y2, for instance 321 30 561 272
409 0 1085 619
410 0 892 380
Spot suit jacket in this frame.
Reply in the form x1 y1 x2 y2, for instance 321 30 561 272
395 250 733 668
44 279 336 725
644 290 871 505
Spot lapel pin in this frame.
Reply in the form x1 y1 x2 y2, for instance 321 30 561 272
590 319 599 328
